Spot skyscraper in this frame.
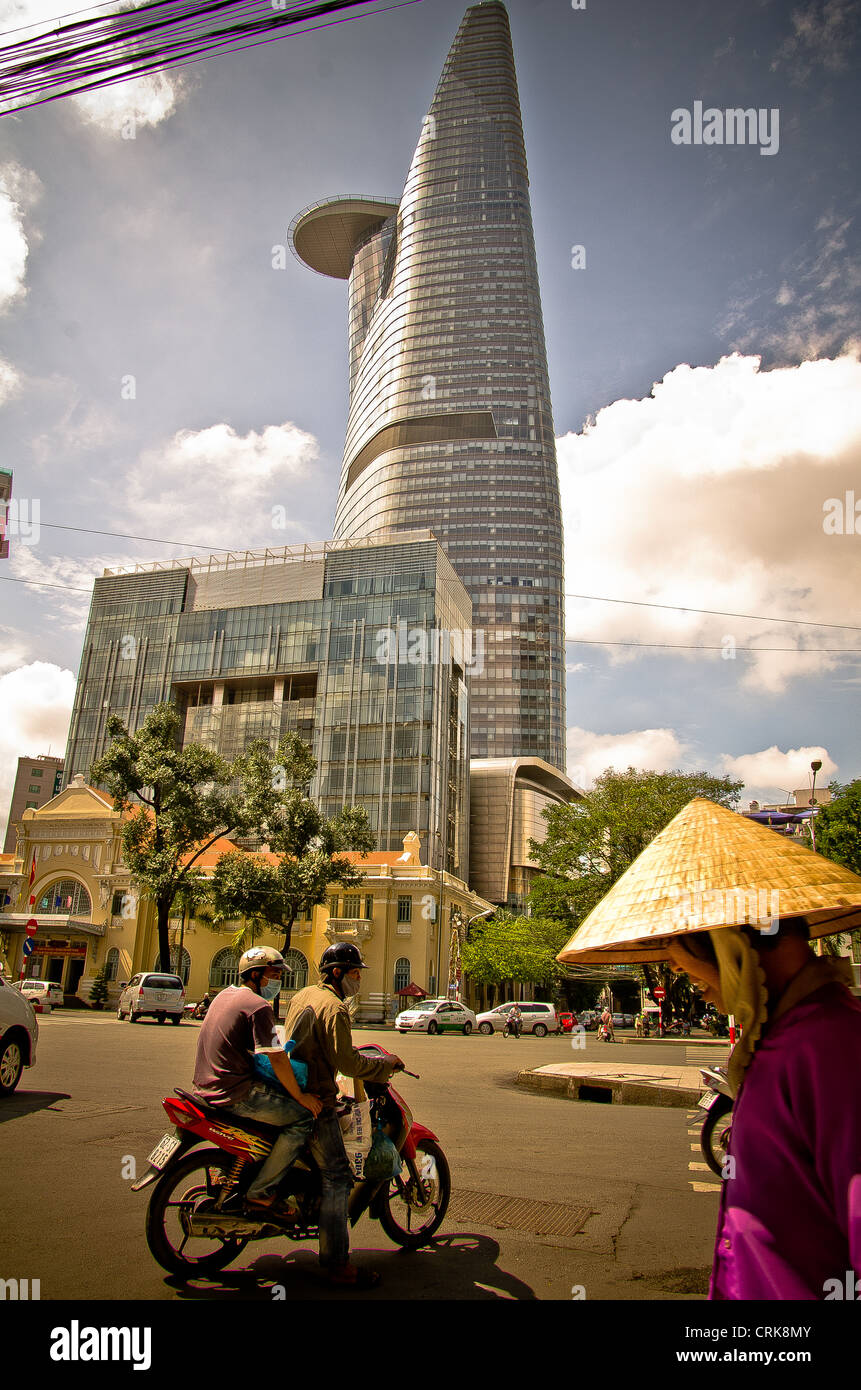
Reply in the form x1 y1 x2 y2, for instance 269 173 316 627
290 0 565 771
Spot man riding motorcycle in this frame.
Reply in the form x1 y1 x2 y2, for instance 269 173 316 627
192 946 323 1215
282 941 404 1289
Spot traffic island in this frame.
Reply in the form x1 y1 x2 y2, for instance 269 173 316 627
517 1061 703 1108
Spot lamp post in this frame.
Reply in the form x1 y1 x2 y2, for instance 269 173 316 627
809 760 822 851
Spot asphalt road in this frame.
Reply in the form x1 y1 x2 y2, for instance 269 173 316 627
0 1014 722 1303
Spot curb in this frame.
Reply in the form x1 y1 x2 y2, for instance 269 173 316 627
619 1036 728 1047
516 1068 701 1109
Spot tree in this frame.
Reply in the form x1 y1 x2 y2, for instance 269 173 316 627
461 912 571 996
812 779 861 959
528 767 744 1013
90 703 275 973
88 965 109 1010
209 732 375 962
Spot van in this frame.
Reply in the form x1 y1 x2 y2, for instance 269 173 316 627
117 972 185 1024
475 1001 560 1036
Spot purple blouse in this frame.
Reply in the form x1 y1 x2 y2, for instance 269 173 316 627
711 982 861 1300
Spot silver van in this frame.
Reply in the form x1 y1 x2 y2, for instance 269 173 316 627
117 972 185 1024
475 1001 560 1036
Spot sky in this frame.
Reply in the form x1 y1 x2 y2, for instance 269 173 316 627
1 0 860 848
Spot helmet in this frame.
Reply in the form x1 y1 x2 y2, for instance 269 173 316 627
319 941 368 974
238 946 285 978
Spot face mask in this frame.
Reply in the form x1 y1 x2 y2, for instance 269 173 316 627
340 973 361 998
262 977 282 1001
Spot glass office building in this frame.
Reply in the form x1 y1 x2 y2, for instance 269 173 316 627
63 535 471 877
290 1 565 771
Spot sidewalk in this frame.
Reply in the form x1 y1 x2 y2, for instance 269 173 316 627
517 1060 705 1108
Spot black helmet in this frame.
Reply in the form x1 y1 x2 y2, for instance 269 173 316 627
320 941 368 974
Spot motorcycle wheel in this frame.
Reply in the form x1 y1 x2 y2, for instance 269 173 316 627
700 1096 733 1178
145 1147 250 1277
378 1138 451 1250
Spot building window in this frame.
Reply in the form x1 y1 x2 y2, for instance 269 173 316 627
328 895 340 919
105 948 120 982
397 896 412 923
37 879 91 917
283 949 308 991
210 948 240 989
28 785 41 793
26 801 38 809
153 947 190 985
343 894 361 919
364 895 374 921
30 768 43 778
394 957 411 993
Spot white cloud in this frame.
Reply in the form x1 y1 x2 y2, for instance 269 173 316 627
0 163 41 312
720 744 837 804
0 2 186 132
566 726 691 789
0 357 22 405
0 662 76 849
122 420 320 548
558 352 861 694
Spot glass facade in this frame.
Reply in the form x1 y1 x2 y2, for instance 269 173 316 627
290 2 565 770
63 536 471 876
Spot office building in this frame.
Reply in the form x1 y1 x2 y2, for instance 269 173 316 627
3 754 65 854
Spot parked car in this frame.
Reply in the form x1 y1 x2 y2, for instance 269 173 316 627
16 979 64 1009
117 972 185 1024
475 1001 560 1036
612 1013 635 1029
395 998 477 1035
0 974 38 1095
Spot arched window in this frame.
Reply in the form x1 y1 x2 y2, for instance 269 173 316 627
210 948 240 989
153 947 191 984
283 949 308 992
37 878 91 917
105 948 120 983
394 957 411 993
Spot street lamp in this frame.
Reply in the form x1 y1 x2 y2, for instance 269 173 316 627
809 760 822 851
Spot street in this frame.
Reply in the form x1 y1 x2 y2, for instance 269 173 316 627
0 1014 723 1302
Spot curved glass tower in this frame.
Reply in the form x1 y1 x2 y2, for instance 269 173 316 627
291 1 565 770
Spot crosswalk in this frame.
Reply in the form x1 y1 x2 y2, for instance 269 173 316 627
686 1109 722 1196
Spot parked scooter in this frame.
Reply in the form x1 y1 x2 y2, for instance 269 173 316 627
133 1044 450 1277
698 1064 733 1176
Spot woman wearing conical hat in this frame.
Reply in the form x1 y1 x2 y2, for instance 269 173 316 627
557 798 861 1301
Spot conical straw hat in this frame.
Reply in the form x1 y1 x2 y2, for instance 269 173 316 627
556 797 861 965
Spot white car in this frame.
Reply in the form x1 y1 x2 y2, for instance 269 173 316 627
0 974 38 1095
395 998 478 1035
475 1002 560 1036
117 972 186 1024
17 979 64 1009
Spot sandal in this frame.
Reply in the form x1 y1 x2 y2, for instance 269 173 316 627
325 1263 382 1290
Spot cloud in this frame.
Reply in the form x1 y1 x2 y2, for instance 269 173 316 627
771 0 859 82
720 744 838 804
0 163 41 312
121 420 320 548
0 662 76 849
566 726 692 789
0 2 186 132
8 547 129 630
557 352 861 694
0 357 22 406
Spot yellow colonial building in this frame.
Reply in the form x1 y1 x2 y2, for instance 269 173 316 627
0 778 491 1021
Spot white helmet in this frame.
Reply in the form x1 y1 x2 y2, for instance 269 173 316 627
238 946 285 978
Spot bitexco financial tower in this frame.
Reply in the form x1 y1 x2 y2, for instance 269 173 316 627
291 0 566 773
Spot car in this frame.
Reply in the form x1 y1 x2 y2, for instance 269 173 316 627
475 1001 560 1036
395 998 478 1035
0 974 38 1095
117 972 186 1024
16 979 64 1009
612 1013 635 1030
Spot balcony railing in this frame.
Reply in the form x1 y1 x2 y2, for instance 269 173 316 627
324 918 373 944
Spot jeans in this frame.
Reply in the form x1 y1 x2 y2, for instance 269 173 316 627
308 1107 354 1268
230 1082 314 1202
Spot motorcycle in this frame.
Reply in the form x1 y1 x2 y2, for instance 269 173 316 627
697 1064 733 1177
132 1044 450 1278
597 1022 614 1042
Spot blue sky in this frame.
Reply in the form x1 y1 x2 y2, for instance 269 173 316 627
1 0 860 844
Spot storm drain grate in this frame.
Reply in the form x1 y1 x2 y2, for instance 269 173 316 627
445 1189 592 1238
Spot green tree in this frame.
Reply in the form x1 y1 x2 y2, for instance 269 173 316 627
812 779 861 959
528 767 744 1011
90 703 279 973
209 732 375 962
88 964 109 1010
461 912 571 995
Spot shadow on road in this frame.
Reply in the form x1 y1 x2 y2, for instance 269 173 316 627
165 1232 537 1301
0 1090 71 1123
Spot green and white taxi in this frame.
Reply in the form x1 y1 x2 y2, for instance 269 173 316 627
395 998 477 1035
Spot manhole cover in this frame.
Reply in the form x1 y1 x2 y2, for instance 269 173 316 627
446 1189 592 1238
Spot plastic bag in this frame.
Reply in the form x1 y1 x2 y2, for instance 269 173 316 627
363 1124 402 1182
252 1038 309 1094
337 1098 373 1179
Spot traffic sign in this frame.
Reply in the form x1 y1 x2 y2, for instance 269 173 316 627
653 986 666 1001
22 939 35 957
25 918 38 937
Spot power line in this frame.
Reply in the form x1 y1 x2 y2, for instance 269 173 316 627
565 591 861 634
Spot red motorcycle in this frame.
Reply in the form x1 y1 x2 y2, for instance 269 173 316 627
133 1044 450 1278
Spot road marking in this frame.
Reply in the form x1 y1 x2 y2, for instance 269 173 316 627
690 1143 701 1151
689 1181 721 1193
688 1161 712 1171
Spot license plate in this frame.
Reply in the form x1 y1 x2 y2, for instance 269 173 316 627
698 1091 719 1111
148 1132 181 1168
154 993 166 1002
